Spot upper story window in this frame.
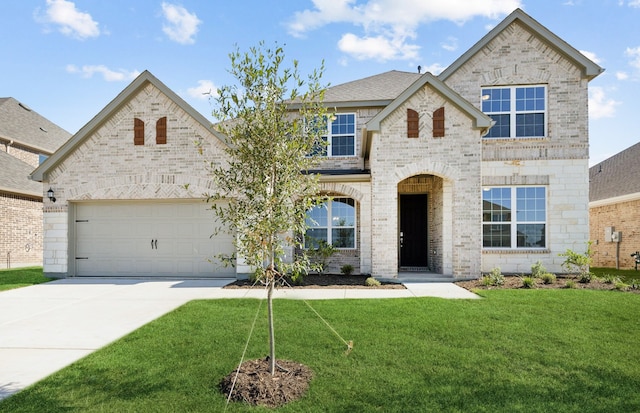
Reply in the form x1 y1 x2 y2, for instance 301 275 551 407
321 113 355 157
482 186 546 249
481 86 546 139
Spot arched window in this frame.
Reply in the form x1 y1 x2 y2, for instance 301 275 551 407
305 198 356 249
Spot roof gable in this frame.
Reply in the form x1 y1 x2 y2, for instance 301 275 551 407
366 72 493 133
439 8 603 81
31 70 228 182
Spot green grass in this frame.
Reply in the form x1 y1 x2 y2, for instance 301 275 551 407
591 267 640 283
0 267 49 291
1 290 639 412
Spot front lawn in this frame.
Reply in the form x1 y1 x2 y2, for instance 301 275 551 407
0 267 49 291
1 290 639 412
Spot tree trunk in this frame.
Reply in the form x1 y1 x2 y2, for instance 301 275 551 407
267 276 276 375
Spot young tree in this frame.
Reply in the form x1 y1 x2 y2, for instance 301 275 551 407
207 42 329 375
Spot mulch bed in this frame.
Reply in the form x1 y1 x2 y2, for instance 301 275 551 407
220 358 313 408
224 273 406 289
455 275 640 293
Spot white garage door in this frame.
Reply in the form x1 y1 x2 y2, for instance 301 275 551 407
73 201 235 278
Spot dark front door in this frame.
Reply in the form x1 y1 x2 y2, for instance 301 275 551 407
399 194 428 267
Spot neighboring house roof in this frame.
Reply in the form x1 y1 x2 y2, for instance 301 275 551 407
439 8 603 81
323 70 422 107
31 70 228 182
0 150 41 197
589 141 640 203
0 97 71 154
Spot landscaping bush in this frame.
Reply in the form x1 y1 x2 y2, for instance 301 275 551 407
541 273 556 285
521 276 535 289
481 267 504 286
365 277 381 287
602 274 621 284
340 264 354 276
565 280 576 289
531 261 546 278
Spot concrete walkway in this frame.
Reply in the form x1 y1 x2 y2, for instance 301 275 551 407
0 278 478 400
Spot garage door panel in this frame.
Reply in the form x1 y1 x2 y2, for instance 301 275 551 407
74 201 235 278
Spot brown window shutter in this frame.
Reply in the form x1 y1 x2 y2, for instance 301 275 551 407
407 108 419 138
134 118 144 145
156 117 167 144
433 107 445 138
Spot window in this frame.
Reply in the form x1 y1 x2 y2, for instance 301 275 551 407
481 86 546 138
321 114 355 156
482 187 546 248
305 198 356 249
156 117 167 144
134 118 144 145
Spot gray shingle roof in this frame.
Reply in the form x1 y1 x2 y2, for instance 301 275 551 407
323 70 422 106
0 97 71 154
0 150 41 196
589 141 640 202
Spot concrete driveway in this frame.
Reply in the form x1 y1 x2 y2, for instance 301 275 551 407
0 278 477 400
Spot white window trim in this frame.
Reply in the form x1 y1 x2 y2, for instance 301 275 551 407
482 186 547 250
325 113 356 157
481 85 547 139
305 198 357 249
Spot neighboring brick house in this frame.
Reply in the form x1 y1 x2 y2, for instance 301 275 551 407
589 142 640 269
31 8 602 280
0 97 70 268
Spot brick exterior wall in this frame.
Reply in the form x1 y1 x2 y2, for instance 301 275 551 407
0 193 43 268
590 196 640 269
369 83 483 279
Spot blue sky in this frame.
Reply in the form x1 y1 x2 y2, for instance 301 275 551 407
1 1 639 166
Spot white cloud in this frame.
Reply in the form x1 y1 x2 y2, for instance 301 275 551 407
625 46 640 70
441 36 458 52
288 0 521 61
66 64 140 82
338 33 420 61
628 0 640 7
420 63 447 75
161 2 201 44
187 80 217 99
589 86 620 119
616 71 629 80
580 50 601 64
39 0 100 40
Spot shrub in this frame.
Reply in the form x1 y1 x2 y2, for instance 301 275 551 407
614 281 630 291
630 279 640 290
308 240 337 275
531 261 546 278
365 277 381 287
521 276 535 289
559 243 593 282
340 264 354 276
541 273 557 285
601 274 621 284
481 267 505 286
565 280 576 289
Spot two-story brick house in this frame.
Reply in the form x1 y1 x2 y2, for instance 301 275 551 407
31 9 602 280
